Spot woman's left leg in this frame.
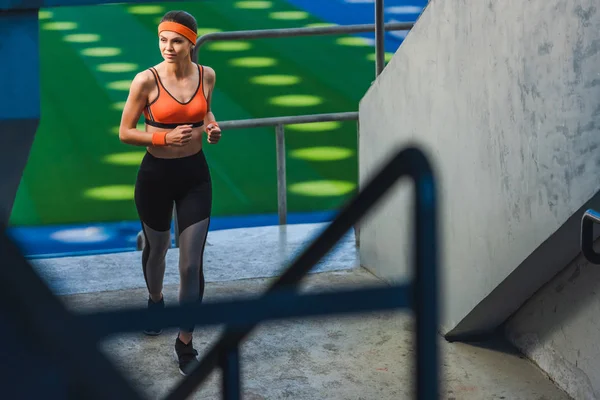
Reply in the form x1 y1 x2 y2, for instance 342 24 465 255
177 202 211 331
172 152 212 376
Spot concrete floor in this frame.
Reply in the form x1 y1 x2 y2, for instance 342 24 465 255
34 224 571 399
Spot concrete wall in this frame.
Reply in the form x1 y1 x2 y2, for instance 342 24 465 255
357 0 600 337
505 238 600 400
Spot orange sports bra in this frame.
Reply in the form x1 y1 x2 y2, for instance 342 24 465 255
143 64 208 129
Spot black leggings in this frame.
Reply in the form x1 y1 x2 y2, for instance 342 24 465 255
134 150 212 333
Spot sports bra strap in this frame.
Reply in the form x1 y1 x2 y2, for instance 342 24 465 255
149 68 160 89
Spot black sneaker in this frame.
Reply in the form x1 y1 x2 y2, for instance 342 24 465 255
174 336 199 376
143 296 164 336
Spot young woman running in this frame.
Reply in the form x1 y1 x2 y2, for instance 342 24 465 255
118 10 221 376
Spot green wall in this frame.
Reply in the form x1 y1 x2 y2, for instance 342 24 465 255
11 0 382 226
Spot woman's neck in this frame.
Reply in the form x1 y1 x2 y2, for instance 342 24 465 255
164 59 193 80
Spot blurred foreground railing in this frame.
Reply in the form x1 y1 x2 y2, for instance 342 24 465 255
1 144 440 400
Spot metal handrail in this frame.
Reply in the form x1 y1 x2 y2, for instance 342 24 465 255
581 209 600 264
219 111 359 221
193 21 414 78
170 112 358 248
375 0 386 75
172 16 416 247
221 111 358 219
218 111 358 130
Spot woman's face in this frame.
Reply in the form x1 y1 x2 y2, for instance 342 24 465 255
159 30 192 62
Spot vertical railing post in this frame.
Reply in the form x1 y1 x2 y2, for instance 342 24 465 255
375 0 385 77
275 124 287 225
221 346 241 400
354 119 360 247
414 166 439 400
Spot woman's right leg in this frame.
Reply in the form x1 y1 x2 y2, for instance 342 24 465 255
140 223 171 302
134 153 174 335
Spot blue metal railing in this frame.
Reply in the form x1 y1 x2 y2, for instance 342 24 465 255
581 209 600 264
0 145 440 399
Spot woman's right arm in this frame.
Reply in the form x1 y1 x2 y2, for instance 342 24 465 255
118 71 156 146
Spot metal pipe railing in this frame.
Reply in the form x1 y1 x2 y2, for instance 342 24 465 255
219 112 359 226
171 112 359 248
274 123 287 227
375 0 386 76
193 19 412 78
218 111 359 130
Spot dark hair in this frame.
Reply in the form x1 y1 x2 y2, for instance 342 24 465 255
160 10 197 33
160 11 197 59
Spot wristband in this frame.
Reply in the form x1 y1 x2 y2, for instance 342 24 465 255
207 121 219 132
152 131 168 146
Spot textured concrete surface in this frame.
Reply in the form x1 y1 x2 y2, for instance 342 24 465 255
35 223 570 398
505 239 600 399
357 0 600 338
62 268 570 400
31 223 357 296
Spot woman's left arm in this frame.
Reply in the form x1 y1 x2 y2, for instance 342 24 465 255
203 66 221 144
